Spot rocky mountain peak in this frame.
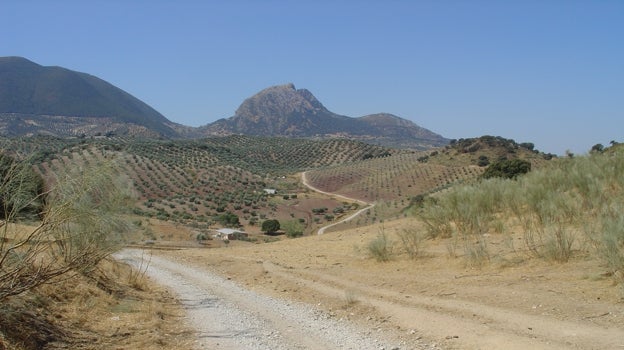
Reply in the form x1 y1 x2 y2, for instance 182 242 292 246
203 83 449 149
234 83 328 120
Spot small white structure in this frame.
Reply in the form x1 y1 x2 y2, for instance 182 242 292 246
263 188 277 195
214 228 247 240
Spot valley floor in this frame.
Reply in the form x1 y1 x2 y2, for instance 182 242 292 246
128 219 624 350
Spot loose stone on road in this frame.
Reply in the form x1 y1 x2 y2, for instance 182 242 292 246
115 249 424 350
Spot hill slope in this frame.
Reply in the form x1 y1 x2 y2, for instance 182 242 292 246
0 57 448 149
202 84 448 149
0 56 177 137
357 113 448 149
305 135 554 207
0 135 394 230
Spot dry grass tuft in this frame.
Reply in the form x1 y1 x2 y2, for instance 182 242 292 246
0 257 194 350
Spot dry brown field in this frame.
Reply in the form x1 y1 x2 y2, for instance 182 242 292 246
150 216 624 349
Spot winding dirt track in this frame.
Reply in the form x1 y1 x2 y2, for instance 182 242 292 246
300 171 374 235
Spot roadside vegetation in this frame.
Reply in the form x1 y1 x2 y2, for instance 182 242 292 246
0 153 192 349
409 145 624 289
0 156 134 299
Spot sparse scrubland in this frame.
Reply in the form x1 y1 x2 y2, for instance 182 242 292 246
2 134 624 349
414 146 624 290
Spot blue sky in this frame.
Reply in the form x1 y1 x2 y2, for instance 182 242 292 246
2 0 622 155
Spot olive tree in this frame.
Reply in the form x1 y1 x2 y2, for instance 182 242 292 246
261 219 280 234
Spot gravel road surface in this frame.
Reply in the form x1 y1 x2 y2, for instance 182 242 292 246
116 249 425 350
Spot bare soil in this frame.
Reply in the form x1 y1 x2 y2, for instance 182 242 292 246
117 249 422 349
124 171 624 349
149 218 624 349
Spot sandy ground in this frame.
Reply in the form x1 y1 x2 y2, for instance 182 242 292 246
143 219 624 350
125 172 624 349
117 248 433 350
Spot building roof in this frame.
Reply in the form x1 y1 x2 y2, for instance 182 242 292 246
216 228 245 235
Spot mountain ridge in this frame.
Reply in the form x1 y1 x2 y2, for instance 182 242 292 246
201 83 448 149
203 83 369 136
0 57 448 149
0 56 178 137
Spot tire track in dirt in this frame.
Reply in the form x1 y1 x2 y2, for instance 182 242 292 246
262 260 624 350
115 249 415 350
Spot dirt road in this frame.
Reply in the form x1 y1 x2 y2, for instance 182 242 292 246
258 258 624 350
134 219 624 350
301 171 374 235
115 249 432 350
115 173 624 350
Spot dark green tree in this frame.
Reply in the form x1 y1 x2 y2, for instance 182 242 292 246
481 159 531 180
261 219 281 234
590 143 605 154
477 155 490 167
217 212 240 228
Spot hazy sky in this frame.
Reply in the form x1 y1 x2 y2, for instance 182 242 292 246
2 0 622 155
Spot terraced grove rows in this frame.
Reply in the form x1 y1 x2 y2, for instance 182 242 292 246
305 152 485 203
0 135 395 230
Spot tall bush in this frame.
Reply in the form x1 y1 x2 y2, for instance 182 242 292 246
0 160 135 300
0 153 45 219
481 159 531 179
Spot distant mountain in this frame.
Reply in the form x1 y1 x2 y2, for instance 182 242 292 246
203 83 369 136
0 57 448 149
201 84 448 149
0 56 178 137
356 113 448 149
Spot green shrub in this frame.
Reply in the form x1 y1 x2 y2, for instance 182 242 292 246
477 155 490 167
481 159 531 179
282 220 304 238
261 219 280 234
217 212 240 227
367 231 393 262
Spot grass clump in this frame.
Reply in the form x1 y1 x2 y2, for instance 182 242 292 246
599 208 624 284
367 230 393 262
342 289 359 308
397 227 426 259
